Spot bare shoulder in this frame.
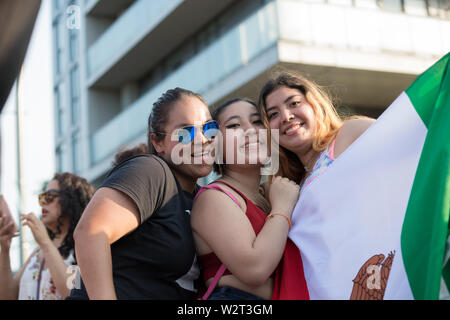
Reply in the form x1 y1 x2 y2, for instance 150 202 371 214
191 185 244 227
76 187 141 243
334 117 375 158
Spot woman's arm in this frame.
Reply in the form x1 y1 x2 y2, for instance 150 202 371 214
191 177 299 287
73 187 140 300
0 240 36 300
0 239 18 300
21 213 74 298
40 243 75 298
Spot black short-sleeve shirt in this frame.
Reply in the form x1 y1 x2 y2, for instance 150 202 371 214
68 155 199 299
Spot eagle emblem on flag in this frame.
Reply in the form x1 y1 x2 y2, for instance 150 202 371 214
350 251 396 300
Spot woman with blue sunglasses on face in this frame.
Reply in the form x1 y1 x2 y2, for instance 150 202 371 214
67 88 218 300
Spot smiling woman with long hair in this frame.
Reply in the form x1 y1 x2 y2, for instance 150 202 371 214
0 173 94 300
258 72 375 187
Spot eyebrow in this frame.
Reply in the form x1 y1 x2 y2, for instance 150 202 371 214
223 115 240 124
266 94 302 112
173 119 213 129
224 112 261 123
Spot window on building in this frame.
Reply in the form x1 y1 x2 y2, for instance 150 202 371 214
53 20 63 76
427 0 449 19
54 0 64 11
55 146 63 173
54 84 64 137
70 66 80 125
69 29 79 62
377 0 403 13
404 0 427 16
71 132 82 173
328 0 352 6
354 0 378 9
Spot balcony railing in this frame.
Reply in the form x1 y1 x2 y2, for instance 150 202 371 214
87 0 182 80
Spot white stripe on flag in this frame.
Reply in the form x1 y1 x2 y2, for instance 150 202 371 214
289 92 426 299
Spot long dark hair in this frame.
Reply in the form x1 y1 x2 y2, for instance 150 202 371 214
147 87 207 155
47 173 94 261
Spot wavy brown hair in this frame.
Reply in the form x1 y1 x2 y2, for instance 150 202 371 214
112 143 149 167
47 173 95 261
257 72 344 184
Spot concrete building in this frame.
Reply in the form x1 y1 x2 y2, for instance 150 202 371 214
51 0 449 186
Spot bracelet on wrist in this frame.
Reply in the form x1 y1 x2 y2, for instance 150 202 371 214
265 212 292 230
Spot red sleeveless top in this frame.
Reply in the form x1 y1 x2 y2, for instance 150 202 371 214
196 181 310 300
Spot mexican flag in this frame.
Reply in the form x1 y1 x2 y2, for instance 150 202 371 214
289 53 450 300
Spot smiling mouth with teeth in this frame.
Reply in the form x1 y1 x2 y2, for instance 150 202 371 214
284 122 305 135
240 142 261 149
192 150 211 157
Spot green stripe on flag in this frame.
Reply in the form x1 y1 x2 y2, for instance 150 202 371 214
402 53 450 300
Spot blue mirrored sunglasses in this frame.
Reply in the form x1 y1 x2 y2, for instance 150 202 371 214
155 120 219 144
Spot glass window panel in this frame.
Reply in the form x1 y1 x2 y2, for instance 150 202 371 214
69 30 78 62
53 22 62 75
404 0 427 16
328 0 352 6
54 19 65 75
378 0 403 13
61 143 70 172
427 0 450 19
70 66 79 94
70 66 80 125
355 0 378 9
55 147 63 172
54 84 65 137
54 87 62 136
72 133 82 173
71 99 80 126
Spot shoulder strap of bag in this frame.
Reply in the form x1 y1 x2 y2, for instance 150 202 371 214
36 257 46 300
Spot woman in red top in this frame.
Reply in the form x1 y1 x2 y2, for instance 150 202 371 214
191 98 309 300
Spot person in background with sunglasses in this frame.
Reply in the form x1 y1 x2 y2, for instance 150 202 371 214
0 173 94 300
68 87 217 300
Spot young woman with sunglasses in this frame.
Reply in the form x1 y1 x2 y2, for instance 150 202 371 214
0 173 94 300
68 88 218 300
191 98 309 300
